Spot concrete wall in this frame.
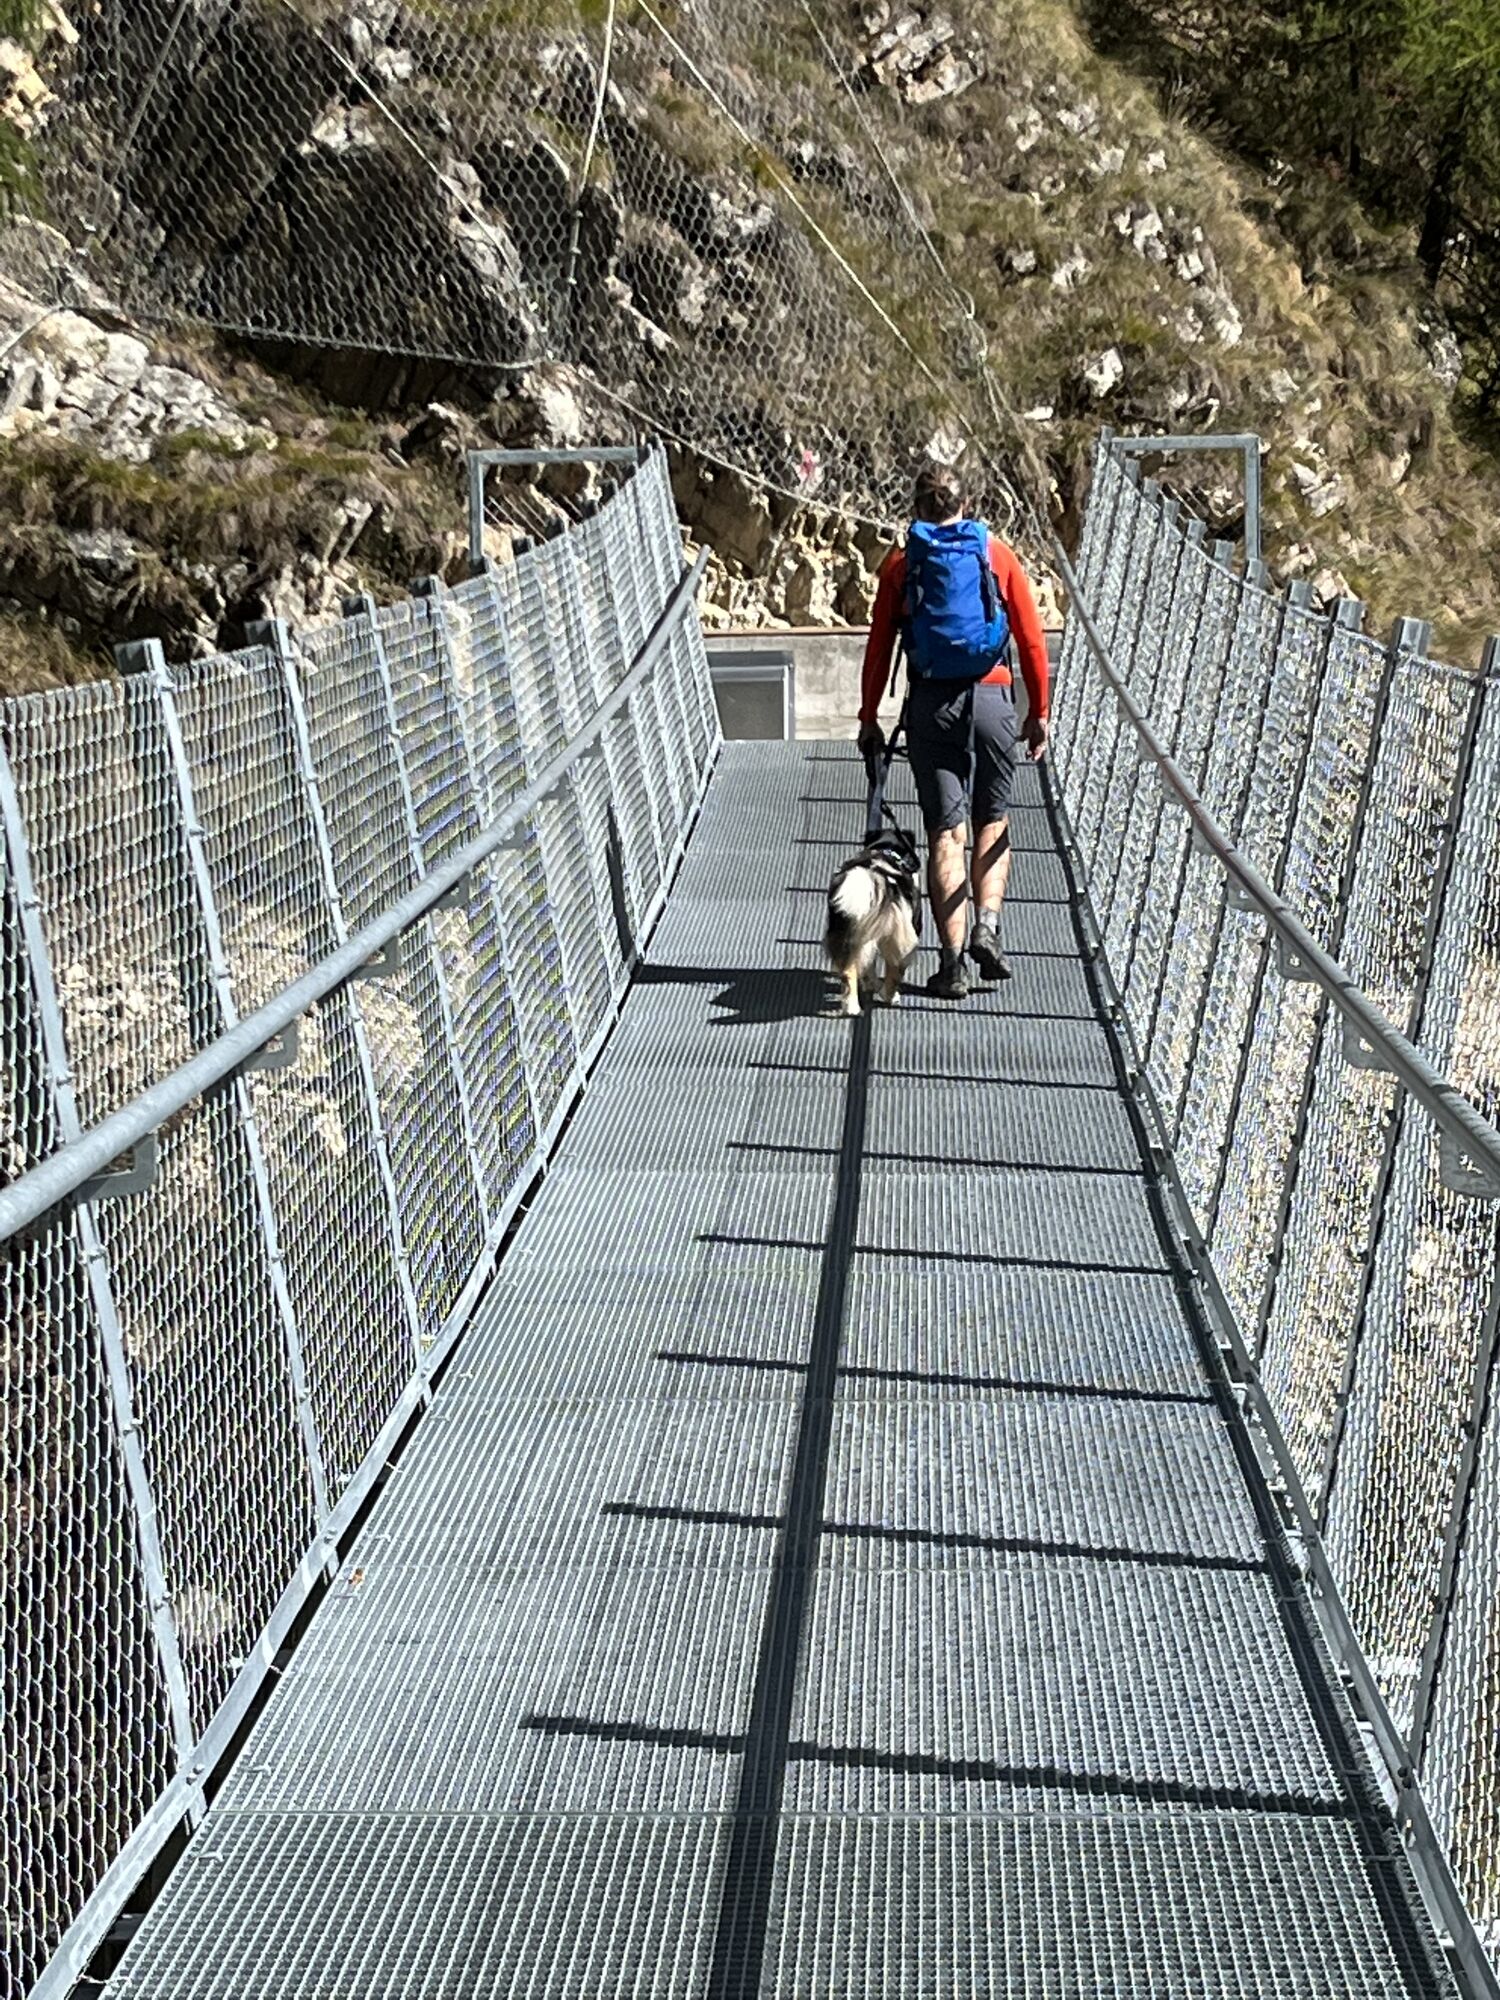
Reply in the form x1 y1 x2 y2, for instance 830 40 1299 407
708 627 1062 741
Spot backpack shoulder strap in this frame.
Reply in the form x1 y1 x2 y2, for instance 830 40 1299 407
968 519 1002 622
903 524 930 613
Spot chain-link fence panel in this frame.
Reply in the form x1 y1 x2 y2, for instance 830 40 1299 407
1323 678 1500 1747
484 556 579 1137
1059 441 1500 1959
1090 499 1184 949
640 455 721 779
28 0 1047 529
503 555 612 1060
1100 518 1206 978
377 593 540 1214
1142 569 1282 1132
1048 449 1122 792
1175 591 1339 1226
166 648 416 1502
568 509 667 933
0 835 180 2000
1070 486 1165 881
1054 452 1134 807
1197 612 1386 1324
292 614 488 1343
0 451 714 1997
1254 651 1477 1501
1118 535 1238 1048
531 535 630 1044
3 681 318 1736
1208 608 1384 1344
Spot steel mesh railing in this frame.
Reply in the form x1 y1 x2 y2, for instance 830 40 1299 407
1054 439 1500 1974
0 448 717 2000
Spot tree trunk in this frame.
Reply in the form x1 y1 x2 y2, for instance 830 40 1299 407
1419 126 1466 285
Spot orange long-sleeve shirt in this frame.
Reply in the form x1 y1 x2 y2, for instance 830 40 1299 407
859 533 1050 726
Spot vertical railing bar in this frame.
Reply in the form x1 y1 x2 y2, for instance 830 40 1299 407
1412 1247 1500 1771
252 617 427 1374
632 464 697 815
544 546 636 1001
0 737 202 1783
1166 556 1277 1145
411 576 559 1136
583 518 669 893
1407 648 1500 1767
1054 446 1127 799
1077 478 1164 874
1208 592 1373 1258
1096 491 1182 936
1100 500 1190 959
1315 634 1489 1538
467 455 488 576
1115 518 1207 1003
346 594 495 1241
145 644 336 1546
475 562 579 1130
1139 535 1240 1071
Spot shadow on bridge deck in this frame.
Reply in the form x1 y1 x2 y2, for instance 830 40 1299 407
102 744 1457 1998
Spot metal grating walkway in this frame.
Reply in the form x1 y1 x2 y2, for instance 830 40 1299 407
103 743 1459 1998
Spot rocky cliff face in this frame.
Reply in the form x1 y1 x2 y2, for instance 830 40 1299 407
0 0 1496 685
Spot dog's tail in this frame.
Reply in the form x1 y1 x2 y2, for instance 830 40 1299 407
829 869 880 924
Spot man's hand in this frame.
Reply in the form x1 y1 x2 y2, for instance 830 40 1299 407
858 720 886 775
1022 714 1050 763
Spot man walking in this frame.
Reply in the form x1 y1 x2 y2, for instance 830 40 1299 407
858 465 1050 998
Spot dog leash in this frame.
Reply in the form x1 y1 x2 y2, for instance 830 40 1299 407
863 694 912 844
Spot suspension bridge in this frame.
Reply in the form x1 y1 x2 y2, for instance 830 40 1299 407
6 446 1500 2000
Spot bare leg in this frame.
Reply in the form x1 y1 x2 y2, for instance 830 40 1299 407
971 817 1012 921
928 824 969 951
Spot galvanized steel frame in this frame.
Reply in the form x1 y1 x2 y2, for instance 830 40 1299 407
1106 428 1264 566
2 452 717 2000
466 444 647 572
1051 446 1500 2000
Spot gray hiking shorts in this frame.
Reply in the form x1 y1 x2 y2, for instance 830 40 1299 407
907 677 1018 835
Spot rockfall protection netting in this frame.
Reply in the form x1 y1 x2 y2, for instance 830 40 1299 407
10 0 1040 531
0 449 719 2000
1053 440 1500 1949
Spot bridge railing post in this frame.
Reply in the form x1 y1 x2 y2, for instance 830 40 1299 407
1103 511 1205 986
1072 475 1162 879
1150 556 1277 1148
343 591 499 1265
1200 598 1388 1361
251 616 427 1383
1052 442 1125 804
1090 491 1184 947
1320 643 1500 1759
1135 536 1241 1086
0 730 205 1920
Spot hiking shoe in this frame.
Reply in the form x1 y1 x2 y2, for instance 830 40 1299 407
969 922 1012 983
926 952 975 1000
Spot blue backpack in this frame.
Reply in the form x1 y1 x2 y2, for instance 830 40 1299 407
902 518 1010 680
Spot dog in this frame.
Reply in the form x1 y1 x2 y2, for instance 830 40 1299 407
824 825 921 1016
